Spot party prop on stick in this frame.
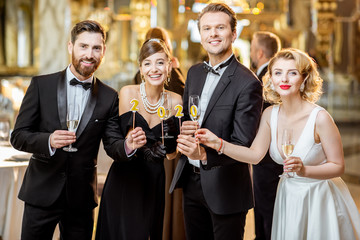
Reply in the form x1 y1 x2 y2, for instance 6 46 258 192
175 104 184 133
174 104 184 154
130 99 139 149
190 104 201 155
157 106 166 144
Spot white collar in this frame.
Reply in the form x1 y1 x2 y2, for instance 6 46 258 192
256 62 269 76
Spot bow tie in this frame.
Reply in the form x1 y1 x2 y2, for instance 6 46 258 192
203 55 233 75
69 78 92 90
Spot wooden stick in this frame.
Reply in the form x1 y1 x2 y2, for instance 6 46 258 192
161 120 164 145
132 112 135 149
196 123 200 155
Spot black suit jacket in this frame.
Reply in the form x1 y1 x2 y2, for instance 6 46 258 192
170 56 263 215
11 70 129 210
252 66 283 235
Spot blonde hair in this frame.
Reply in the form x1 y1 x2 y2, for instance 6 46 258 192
263 48 323 104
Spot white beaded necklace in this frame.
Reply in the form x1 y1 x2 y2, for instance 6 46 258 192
140 82 164 114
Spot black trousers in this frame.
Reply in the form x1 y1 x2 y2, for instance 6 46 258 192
182 165 247 240
21 189 94 240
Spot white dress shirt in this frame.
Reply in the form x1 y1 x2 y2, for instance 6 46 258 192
48 65 93 155
188 54 233 168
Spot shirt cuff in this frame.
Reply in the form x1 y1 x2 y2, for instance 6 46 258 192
48 136 56 156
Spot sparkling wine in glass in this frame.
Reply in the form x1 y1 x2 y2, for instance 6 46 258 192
189 95 201 154
189 95 200 122
163 92 173 139
279 128 294 178
63 104 80 152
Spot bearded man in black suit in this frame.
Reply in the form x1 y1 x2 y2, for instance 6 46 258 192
10 20 146 240
170 3 263 239
250 31 282 240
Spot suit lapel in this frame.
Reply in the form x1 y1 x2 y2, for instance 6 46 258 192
202 57 237 124
192 67 207 96
57 71 67 130
76 77 98 138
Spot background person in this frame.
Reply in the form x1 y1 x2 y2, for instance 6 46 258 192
250 31 282 240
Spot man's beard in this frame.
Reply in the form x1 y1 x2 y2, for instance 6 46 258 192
72 54 101 78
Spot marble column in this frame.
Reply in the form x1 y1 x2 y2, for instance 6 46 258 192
38 0 71 74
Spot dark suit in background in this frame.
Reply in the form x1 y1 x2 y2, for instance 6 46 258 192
170 55 263 239
253 66 283 240
250 31 283 240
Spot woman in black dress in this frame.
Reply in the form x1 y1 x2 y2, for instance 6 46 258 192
96 39 182 240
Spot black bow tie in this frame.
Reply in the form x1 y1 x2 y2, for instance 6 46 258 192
203 55 233 75
69 78 92 90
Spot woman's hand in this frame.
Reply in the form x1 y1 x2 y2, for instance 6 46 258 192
284 156 305 176
125 127 147 152
195 128 221 150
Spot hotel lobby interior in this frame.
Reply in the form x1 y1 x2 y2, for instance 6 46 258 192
0 0 359 239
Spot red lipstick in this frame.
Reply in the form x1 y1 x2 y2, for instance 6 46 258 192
280 85 291 90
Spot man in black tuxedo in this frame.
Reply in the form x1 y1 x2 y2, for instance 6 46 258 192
10 20 145 240
250 31 283 240
170 3 263 239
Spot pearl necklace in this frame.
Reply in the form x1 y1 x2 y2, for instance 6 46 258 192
140 82 164 114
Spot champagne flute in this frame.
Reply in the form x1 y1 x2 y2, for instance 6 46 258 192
63 104 80 152
279 128 294 178
189 95 200 122
0 119 10 146
189 95 201 154
162 92 173 139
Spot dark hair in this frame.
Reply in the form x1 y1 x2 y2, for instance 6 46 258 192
197 3 237 32
253 31 281 59
70 20 106 44
138 38 171 65
145 27 173 54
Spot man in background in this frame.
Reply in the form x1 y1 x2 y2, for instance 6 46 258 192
250 31 282 240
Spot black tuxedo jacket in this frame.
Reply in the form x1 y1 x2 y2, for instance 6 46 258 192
11 70 129 210
253 66 283 238
170 56 263 215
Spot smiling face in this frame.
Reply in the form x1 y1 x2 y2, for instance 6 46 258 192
199 11 236 63
68 31 105 80
139 51 171 87
270 58 304 97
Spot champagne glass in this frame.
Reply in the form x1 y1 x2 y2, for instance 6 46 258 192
63 104 80 152
162 92 174 139
0 119 10 146
189 95 201 154
279 128 294 178
189 95 200 123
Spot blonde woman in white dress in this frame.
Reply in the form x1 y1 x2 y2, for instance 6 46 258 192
196 48 360 240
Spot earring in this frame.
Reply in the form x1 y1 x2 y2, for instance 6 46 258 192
269 82 275 91
166 75 170 86
141 74 145 83
300 81 305 92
